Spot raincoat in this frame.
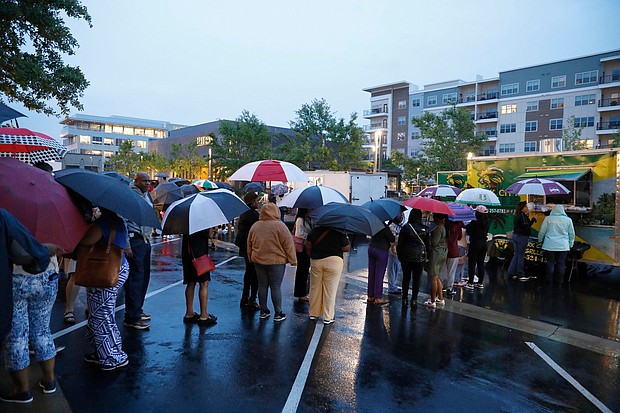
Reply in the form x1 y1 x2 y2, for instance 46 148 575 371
247 203 297 266
538 205 575 251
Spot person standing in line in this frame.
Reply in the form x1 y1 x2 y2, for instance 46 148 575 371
305 226 350 324
247 203 297 322
366 222 395 306
538 204 574 287
508 202 537 281
425 213 448 308
293 208 312 302
123 172 154 330
465 205 490 291
234 192 261 310
440 219 463 297
181 229 217 325
0 209 53 404
82 211 131 371
387 209 405 295
397 208 430 309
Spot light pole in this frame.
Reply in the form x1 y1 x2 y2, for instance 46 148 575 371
208 147 212 180
416 167 420 193
373 131 380 173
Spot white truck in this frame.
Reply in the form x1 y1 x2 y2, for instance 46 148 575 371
302 171 388 205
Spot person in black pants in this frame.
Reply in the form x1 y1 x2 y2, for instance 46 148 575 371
397 208 430 309
293 208 312 301
465 205 490 290
234 192 261 310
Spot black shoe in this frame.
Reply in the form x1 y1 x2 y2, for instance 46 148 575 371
247 300 260 310
84 352 100 365
240 298 248 308
123 319 150 330
259 310 271 319
446 289 455 297
197 314 217 325
274 312 286 322
39 380 57 394
0 390 33 404
388 290 402 296
100 359 129 371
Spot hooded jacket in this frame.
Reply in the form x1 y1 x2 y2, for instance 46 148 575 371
247 203 297 266
538 205 575 252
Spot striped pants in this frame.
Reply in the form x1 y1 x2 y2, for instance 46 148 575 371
86 257 129 367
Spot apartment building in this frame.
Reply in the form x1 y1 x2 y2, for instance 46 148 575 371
363 50 620 158
60 114 185 170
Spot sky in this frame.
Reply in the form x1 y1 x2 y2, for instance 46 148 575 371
7 0 620 138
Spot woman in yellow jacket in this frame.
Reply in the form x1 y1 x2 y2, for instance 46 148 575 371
247 203 297 321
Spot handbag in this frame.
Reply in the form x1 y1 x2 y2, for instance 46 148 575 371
189 240 215 275
293 236 305 253
408 224 428 263
73 226 122 288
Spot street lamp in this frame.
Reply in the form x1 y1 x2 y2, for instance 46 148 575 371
208 147 212 180
416 167 421 193
373 131 380 173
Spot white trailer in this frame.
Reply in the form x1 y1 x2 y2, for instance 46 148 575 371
302 171 388 205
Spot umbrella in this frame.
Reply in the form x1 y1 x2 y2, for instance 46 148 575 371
100 171 131 185
152 182 184 207
243 182 265 194
455 188 501 206
361 198 404 222
180 184 200 197
168 177 191 186
154 172 168 178
213 181 233 190
309 203 385 236
279 186 349 209
402 197 456 215
505 178 570 196
417 184 462 198
270 183 289 196
0 127 67 164
192 179 219 190
0 157 88 251
446 202 476 222
229 159 309 182
54 168 160 228
161 189 249 235
0 103 27 123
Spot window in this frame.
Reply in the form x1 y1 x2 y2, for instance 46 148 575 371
103 138 114 146
574 117 595 128
91 136 103 144
550 98 564 109
551 75 566 88
526 101 539 112
575 94 596 106
485 127 497 136
411 131 420 139
397 132 406 141
412 98 421 107
500 104 517 114
575 70 598 85
525 121 538 132
526 79 540 92
442 92 457 104
79 135 91 144
397 116 406 125
398 100 407 110
550 119 563 130
501 83 519 95
112 125 123 134
136 140 147 149
500 123 517 133
499 143 516 153
524 141 537 152
427 95 437 105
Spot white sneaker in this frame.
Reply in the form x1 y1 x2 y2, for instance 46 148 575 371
435 299 445 306
423 299 436 308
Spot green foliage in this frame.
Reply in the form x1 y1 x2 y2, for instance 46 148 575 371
105 141 140 177
592 192 615 225
562 115 588 151
0 0 92 115
391 150 423 186
138 151 169 176
170 142 204 180
610 131 620 148
411 106 484 178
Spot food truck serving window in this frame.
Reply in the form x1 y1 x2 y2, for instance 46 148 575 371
515 169 592 210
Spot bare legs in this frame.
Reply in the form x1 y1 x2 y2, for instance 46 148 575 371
184 281 209 319
429 274 444 302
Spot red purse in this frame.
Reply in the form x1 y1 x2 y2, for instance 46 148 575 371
188 239 215 275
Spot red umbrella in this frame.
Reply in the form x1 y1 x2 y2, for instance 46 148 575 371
228 160 309 182
402 196 456 215
0 157 88 252
0 127 67 164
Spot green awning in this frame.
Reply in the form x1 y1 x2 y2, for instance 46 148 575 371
515 169 590 181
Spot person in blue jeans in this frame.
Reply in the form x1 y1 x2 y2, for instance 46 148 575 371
508 202 536 281
538 204 575 286
387 210 405 295
366 223 395 306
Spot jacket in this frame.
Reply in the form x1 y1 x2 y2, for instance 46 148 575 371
247 203 297 266
235 208 259 257
466 212 490 244
538 205 575 252
446 221 463 258
397 221 430 263
513 212 534 236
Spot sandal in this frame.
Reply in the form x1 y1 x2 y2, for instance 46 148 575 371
197 314 217 325
374 299 389 306
183 313 200 324
63 311 76 324
366 297 375 303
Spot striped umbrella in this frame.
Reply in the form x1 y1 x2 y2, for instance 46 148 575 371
279 186 348 209
505 178 570 196
0 127 67 164
192 179 219 190
417 184 462 198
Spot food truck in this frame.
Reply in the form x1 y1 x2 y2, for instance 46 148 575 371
439 148 619 266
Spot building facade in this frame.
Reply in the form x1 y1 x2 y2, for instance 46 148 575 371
364 50 620 158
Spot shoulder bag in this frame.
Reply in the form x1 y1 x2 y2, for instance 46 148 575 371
408 224 428 263
74 226 122 288
189 238 215 275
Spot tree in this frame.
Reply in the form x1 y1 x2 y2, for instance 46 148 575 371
611 131 620 148
211 110 273 179
105 140 141 176
137 152 170 177
391 150 425 192
411 106 484 178
562 115 588 151
170 142 204 180
0 0 92 115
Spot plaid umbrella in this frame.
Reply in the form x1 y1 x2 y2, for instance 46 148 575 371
0 127 67 164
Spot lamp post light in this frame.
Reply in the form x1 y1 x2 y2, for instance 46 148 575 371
208 147 213 180
416 167 420 193
373 131 381 173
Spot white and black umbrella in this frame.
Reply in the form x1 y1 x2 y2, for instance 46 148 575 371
505 178 570 196
161 189 249 235
279 185 348 209
416 184 462 198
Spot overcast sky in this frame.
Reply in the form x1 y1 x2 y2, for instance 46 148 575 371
8 0 620 138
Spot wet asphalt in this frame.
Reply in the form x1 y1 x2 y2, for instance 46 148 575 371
2 236 620 413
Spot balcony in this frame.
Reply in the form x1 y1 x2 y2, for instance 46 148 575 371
477 92 499 101
477 149 497 156
596 121 620 131
363 121 388 132
475 112 498 123
599 74 620 85
363 107 388 118
598 98 620 109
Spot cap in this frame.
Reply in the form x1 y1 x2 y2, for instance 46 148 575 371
475 205 488 214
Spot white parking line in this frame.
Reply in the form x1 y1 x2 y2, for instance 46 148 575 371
526 342 613 413
282 322 324 413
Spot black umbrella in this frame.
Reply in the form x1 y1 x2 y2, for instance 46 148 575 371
309 202 384 236
100 171 131 185
180 184 200 197
0 103 26 123
243 182 265 194
55 169 160 228
152 182 183 207
154 172 168 178
168 177 191 187
361 198 404 222
213 181 233 191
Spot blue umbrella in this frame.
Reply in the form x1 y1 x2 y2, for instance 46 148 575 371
100 171 131 185
0 103 26 123
446 202 476 222
361 198 403 222
152 182 184 207
180 184 200 197
309 202 384 236
243 182 265 194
